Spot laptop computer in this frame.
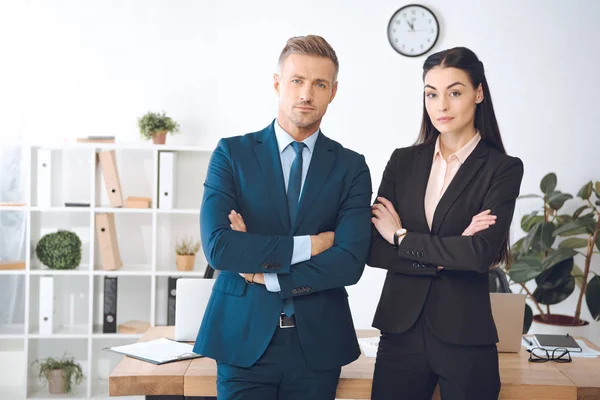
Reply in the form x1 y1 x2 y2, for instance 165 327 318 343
174 278 215 342
490 293 526 352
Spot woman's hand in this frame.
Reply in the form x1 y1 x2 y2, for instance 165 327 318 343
371 197 402 245
462 209 496 236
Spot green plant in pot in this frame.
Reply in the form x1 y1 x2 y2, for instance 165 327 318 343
175 235 201 271
33 355 84 395
138 111 180 144
506 173 600 330
35 230 82 270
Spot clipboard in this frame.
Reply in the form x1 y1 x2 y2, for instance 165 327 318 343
103 337 202 365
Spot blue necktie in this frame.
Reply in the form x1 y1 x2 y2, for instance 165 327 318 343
283 141 305 317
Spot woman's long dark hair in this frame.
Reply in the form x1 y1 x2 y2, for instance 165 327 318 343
416 47 510 269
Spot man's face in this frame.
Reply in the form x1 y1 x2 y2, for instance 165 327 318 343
274 54 338 132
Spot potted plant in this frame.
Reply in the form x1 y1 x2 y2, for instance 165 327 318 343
175 236 201 271
137 111 180 144
33 355 84 395
35 230 82 270
505 173 600 334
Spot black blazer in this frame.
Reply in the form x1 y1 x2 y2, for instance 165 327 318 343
368 138 524 346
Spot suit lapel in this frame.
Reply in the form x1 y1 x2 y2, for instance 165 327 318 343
291 133 336 233
253 123 291 232
430 140 489 234
413 141 437 234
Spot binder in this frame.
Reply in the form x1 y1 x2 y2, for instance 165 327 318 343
97 150 124 208
39 276 54 334
37 149 52 207
103 276 118 333
95 213 123 271
167 277 179 326
158 151 177 209
103 337 202 365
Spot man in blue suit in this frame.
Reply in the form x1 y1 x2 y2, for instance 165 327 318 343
193 35 372 400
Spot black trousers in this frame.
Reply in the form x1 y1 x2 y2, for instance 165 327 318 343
371 312 500 400
216 325 341 400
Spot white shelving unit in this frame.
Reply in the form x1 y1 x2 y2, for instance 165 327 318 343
0 143 212 400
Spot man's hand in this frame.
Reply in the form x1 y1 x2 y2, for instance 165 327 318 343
462 209 496 236
229 210 265 285
310 231 335 256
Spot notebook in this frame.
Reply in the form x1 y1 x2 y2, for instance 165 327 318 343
533 334 582 353
104 337 202 365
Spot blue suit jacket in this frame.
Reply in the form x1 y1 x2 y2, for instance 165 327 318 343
193 121 372 371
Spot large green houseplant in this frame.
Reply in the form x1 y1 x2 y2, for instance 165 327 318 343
506 173 600 328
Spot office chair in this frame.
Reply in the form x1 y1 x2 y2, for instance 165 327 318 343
489 267 511 293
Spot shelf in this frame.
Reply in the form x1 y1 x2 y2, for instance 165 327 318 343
0 324 25 336
155 208 200 215
0 205 27 211
30 264 91 275
91 328 144 339
27 381 87 399
33 143 213 152
155 270 206 277
92 264 151 276
30 206 91 213
94 207 152 214
0 269 26 275
29 324 89 338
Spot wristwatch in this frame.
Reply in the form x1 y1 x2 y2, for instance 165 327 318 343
393 228 408 248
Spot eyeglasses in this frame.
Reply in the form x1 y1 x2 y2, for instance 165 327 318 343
528 347 572 363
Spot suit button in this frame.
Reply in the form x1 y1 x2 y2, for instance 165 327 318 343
272 264 280 270
412 262 418 268
306 287 311 293
418 251 424 258
262 263 269 268
406 250 411 255
292 289 298 295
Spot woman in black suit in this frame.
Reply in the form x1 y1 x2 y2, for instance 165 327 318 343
369 47 524 400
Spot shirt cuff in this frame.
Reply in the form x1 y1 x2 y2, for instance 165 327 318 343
292 235 311 265
264 273 281 292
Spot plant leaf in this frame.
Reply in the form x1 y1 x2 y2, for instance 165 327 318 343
547 191 573 210
553 218 596 237
523 303 533 334
533 276 575 305
540 173 557 196
577 181 593 200
542 248 577 270
573 205 590 219
531 222 556 252
596 234 600 252
508 255 544 283
536 257 573 290
572 264 585 290
511 237 525 254
585 276 600 321
595 181 600 196
558 238 589 249
521 211 543 232
519 194 543 199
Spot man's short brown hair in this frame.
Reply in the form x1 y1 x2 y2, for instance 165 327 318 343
278 35 339 82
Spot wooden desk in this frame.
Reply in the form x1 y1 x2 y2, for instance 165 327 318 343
110 327 600 399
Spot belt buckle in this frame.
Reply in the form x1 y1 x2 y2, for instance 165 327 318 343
279 313 295 329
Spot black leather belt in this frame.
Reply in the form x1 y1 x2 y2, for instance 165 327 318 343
279 313 296 328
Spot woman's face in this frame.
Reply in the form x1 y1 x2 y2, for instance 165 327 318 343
424 66 483 136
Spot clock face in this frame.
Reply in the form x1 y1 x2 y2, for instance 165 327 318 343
387 5 440 57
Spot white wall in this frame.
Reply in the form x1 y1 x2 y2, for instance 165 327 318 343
1 0 599 341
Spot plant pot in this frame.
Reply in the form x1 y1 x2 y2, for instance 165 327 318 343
176 254 195 271
152 131 167 145
530 314 596 339
48 369 66 394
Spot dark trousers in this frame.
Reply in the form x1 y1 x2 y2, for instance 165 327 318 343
371 312 500 400
216 325 341 400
